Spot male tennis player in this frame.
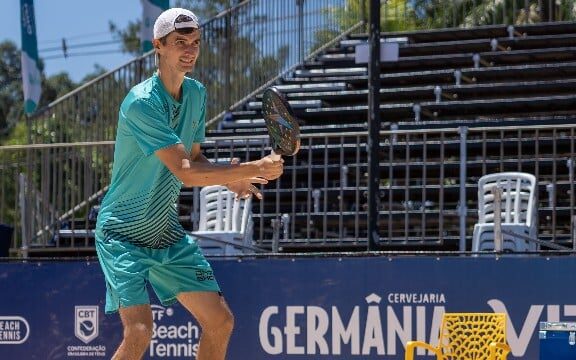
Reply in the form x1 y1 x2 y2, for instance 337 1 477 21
95 8 283 360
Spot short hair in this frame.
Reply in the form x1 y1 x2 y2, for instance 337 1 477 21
159 28 197 45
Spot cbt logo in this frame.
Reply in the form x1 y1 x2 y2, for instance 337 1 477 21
75 306 99 344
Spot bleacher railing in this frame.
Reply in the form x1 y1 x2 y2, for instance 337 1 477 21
2 123 574 255
26 0 366 144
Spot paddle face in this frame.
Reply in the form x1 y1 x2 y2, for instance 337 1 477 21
261 87 301 158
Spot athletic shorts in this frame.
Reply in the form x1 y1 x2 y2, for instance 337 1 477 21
95 233 221 314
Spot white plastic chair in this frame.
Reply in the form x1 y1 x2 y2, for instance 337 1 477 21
472 172 538 252
191 185 254 255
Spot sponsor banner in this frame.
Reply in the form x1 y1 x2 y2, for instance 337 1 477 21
140 0 169 53
0 316 29 345
149 304 200 358
0 257 574 358
20 0 41 114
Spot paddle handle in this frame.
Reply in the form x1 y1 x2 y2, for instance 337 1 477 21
270 150 281 161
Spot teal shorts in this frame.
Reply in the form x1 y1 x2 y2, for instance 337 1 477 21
95 234 220 314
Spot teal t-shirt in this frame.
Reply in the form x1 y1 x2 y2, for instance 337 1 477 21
96 72 206 248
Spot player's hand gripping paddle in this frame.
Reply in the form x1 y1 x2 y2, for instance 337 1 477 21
261 87 301 160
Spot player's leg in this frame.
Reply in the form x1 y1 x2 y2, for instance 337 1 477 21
96 237 155 359
148 235 230 359
177 291 234 360
113 304 153 360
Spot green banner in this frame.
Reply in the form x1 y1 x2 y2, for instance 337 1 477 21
20 0 41 114
141 0 170 53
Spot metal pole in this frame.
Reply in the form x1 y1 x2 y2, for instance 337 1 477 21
224 12 232 108
19 174 28 258
21 114 32 258
367 0 381 251
458 126 468 251
492 185 503 252
569 159 575 250
297 0 305 63
271 219 280 253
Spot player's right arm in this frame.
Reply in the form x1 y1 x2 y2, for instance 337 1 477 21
155 143 283 187
124 98 282 187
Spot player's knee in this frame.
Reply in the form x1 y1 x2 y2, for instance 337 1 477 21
123 322 153 344
217 308 235 333
205 308 234 335
222 309 235 333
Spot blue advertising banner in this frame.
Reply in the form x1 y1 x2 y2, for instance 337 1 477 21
0 256 574 359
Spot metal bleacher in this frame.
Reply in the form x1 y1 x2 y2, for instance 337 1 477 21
213 22 576 134
201 21 576 252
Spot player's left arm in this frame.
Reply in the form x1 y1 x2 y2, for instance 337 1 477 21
190 143 210 164
189 143 267 199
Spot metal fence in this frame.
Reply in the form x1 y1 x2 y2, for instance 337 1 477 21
24 1 576 145
0 142 115 256
202 124 576 251
2 123 574 256
26 0 366 144
392 0 576 30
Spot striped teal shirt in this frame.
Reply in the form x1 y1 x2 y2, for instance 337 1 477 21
96 72 205 248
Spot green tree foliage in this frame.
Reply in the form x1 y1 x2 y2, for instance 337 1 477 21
109 20 141 56
42 72 76 102
412 0 576 29
330 0 418 32
331 0 576 34
0 41 24 137
0 40 112 144
108 0 239 57
79 64 108 83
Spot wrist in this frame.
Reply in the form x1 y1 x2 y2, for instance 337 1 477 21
243 161 261 178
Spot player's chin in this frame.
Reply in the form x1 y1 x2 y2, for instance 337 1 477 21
178 62 195 72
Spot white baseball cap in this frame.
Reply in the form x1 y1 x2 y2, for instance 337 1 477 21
153 8 200 39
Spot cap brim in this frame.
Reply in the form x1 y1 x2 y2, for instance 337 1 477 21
174 22 199 30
